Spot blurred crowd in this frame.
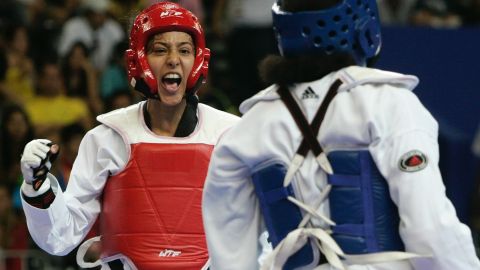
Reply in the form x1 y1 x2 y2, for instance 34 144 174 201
0 0 480 269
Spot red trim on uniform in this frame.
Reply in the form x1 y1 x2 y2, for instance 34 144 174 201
22 187 55 209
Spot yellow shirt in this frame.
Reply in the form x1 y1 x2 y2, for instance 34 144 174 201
25 95 89 126
5 67 34 101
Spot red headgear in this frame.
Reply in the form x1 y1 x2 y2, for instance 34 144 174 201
126 2 210 97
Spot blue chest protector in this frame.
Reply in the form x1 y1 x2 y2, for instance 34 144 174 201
252 83 404 269
252 150 404 269
252 163 315 269
328 151 404 254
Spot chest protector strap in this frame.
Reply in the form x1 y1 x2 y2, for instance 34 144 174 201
254 82 421 270
253 81 341 270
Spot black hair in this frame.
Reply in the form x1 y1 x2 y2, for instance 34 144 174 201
35 54 59 77
3 23 27 45
61 41 90 97
0 50 7 81
104 89 134 111
60 123 87 144
0 103 34 171
111 39 129 64
67 41 91 58
259 53 356 86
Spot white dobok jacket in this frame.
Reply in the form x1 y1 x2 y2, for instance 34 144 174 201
202 66 480 270
21 101 239 269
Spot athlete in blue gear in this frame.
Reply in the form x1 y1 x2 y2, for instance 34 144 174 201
202 0 480 269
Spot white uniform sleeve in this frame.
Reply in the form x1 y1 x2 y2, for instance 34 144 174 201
202 131 264 270
369 90 480 269
21 124 128 255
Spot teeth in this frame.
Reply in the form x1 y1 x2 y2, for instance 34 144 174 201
164 73 181 79
162 73 182 87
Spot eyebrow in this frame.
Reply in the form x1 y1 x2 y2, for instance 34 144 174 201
152 41 194 47
147 40 192 51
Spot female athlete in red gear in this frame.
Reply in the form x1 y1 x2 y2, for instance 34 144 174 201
19 2 239 269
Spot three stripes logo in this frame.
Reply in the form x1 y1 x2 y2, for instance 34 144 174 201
301 87 319 99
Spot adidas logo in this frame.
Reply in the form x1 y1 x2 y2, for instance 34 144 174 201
159 249 182 257
301 87 319 99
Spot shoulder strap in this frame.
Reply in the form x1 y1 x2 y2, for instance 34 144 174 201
277 80 342 157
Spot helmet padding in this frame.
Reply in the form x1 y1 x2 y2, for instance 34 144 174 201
272 0 381 66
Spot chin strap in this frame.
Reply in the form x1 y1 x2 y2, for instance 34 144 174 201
134 78 159 99
174 93 199 137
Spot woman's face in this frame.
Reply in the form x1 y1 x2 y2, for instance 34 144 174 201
12 27 29 55
6 111 28 140
146 31 195 107
69 45 88 70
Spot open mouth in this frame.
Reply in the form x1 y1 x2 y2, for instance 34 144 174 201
162 73 182 92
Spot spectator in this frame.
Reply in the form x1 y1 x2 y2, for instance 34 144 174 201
108 0 141 30
3 24 35 104
450 0 480 25
197 79 239 116
211 0 277 107
410 0 462 27
0 104 34 194
54 123 87 191
99 40 129 101
0 103 35 214
24 58 92 139
28 0 80 63
47 122 97 270
103 89 135 112
0 0 26 28
57 0 125 71
377 0 419 25
0 182 29 270
61 41 103 115
0 49 10 109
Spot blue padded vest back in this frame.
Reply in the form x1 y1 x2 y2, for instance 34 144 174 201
328 150 404 254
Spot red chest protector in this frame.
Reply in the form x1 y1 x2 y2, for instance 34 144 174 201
101 142 213 269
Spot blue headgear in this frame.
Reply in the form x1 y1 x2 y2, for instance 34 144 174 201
272 0 381 66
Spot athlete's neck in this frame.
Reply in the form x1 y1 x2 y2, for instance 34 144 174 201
146 99 186 136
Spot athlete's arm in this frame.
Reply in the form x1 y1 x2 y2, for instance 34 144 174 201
21 125 128 255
